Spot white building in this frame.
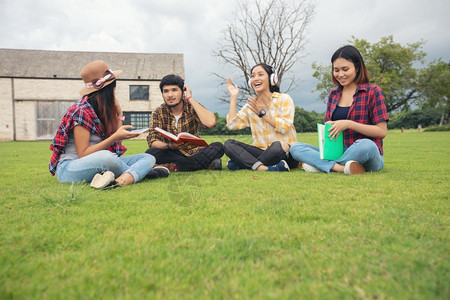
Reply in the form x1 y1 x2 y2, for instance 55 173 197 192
0 49 184 141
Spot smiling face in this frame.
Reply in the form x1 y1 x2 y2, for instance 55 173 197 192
250 66 270 93
332 58 358 87
162 85 183 108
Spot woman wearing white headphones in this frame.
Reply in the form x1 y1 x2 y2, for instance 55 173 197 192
224 63 299 171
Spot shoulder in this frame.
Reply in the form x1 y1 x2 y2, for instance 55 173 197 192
330 86 342 95
359 83 383 93
68 98 90 118
152 104 167 116
359 84 385 101
273 92 293 103
184 102 199 116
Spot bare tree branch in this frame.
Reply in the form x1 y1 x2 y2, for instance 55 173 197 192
213 0 315 106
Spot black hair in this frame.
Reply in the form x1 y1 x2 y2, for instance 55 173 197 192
159 74 184 92
331 45 369 86
251 63 280 93
87 80 118 137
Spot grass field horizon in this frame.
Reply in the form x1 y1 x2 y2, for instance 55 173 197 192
0 130 448 299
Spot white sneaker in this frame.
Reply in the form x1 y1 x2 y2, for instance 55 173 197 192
90 171 116 189
344 160 365 175
302 163 322 173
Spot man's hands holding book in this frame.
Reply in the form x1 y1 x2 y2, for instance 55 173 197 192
167 140 185 150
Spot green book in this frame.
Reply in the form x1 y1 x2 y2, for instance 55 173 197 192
317 123 344 160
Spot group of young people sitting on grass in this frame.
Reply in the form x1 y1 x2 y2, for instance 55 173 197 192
49 45 388 189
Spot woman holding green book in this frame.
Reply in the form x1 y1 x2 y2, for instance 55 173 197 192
290 45 389 174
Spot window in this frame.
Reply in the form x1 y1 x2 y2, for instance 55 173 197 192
129 85 149 100
123 112 152 129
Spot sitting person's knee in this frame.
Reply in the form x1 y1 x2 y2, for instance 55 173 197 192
223 139 236 153
279 141 290 153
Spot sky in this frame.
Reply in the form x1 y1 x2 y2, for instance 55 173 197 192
1 0 449 116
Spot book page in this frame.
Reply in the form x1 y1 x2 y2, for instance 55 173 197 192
154 127 178 141
131 127 149 133
178 132 201 139
317 123 325 159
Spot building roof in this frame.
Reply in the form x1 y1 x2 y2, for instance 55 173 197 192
0 48 184 80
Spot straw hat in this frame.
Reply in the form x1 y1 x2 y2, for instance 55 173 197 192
79 60 122 95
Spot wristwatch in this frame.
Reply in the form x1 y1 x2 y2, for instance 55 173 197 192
258 109 266 118
166 144 170 151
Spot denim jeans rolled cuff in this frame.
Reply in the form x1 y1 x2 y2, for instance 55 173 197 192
56 150 155 184
289 139 384 173
252 161 264 171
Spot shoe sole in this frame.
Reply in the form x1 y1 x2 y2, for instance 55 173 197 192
279 160 290 172
302 163 321 173
151 166 170 178
348 162 365 175
90 171 115 189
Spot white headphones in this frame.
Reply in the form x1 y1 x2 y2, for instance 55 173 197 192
248 65 278 88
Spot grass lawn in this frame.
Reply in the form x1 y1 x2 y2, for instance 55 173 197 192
0 130 448 299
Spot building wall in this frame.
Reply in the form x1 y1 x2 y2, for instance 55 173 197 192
116 80 164 111
14 78 80 100
0 78 164 141
0 78 14 141
14 100 35 140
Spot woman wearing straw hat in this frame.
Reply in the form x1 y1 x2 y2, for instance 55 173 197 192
49 60 168 189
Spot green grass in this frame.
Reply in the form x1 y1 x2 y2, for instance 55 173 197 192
0 131 449 299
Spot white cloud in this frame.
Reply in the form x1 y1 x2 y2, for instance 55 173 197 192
0 0 449 114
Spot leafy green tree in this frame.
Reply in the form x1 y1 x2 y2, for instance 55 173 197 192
388 108 442 129
293 107 323 132
312 35 427 112
199 113 251 135
417 60 450 125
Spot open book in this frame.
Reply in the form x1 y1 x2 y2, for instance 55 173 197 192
154 127 209 147
317 123 344 160
130 127 149 134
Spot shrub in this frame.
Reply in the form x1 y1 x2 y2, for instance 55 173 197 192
388 108 442 129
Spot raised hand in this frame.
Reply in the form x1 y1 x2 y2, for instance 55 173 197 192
226 78 239 97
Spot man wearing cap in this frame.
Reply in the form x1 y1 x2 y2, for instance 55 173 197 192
145 74 224 171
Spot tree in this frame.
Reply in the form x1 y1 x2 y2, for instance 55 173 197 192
312 35 427 112
388 108 443 129
417 60 450 125
213 0 315 106
293 107 323 132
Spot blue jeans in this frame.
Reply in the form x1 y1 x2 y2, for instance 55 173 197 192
56 150 155 183
289 139 384 173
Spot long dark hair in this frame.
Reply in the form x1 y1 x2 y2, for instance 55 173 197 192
331 45 370 86
251 63 280 93
87 80 118 137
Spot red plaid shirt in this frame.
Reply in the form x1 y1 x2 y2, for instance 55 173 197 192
324 84 389 155
49 96 126 175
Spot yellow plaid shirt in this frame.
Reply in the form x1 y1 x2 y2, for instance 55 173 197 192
226 92 297 149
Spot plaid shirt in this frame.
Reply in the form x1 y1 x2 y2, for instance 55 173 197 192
147 102 207 157
324 84 389 155
49 96 126 175
227 92 297 149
